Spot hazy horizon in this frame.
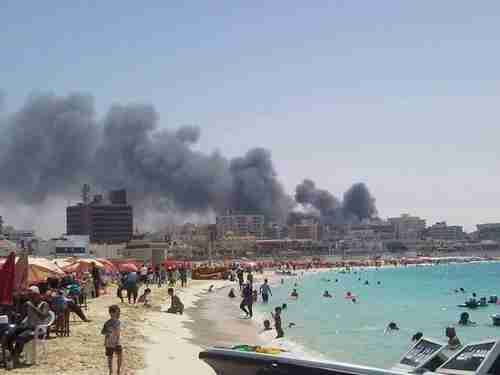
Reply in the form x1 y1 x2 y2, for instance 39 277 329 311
2 1 500 236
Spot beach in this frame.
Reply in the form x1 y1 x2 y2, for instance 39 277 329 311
138 273 275 375
4 286 147 375
0 269 315 375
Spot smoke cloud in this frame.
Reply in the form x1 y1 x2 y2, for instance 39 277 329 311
0 92 378 236
295 179 340 217
342 183 377 221
0 93 293 235
292 179 377 225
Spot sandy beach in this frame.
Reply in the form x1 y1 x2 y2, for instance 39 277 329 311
138 273 277 375
1 269 311 374
4 286 147 375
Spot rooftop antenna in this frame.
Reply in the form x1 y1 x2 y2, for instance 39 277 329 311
82 184 91 205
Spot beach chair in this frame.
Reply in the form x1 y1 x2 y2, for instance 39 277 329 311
25 311 55 365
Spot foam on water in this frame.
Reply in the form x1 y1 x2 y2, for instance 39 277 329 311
254 262 500 368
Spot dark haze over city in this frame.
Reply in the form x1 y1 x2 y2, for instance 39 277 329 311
0 93 377 236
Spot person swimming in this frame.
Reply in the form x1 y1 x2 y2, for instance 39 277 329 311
385 321 399 334
364 280 369 285
377 281 381 285
323 290 333 298
290 289 299 298
288 322 296 328
412 332 423 342
282 303 287 310
345 291 356 299
335 279 339 283
262 319 273 332
458 312 476 326
459 288 465 293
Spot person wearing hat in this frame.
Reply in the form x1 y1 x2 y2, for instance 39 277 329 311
24 286 51 329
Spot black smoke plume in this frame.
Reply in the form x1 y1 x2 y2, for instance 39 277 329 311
292 179 377 225
342 183 377 221
295 179 340 217
0 92 377 236
0 93 292 233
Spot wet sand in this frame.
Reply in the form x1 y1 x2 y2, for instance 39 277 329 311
184 285 265 348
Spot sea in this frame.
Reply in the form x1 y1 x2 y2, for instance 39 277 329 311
254 261 500 369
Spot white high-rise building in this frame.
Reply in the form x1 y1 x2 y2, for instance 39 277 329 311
388 214 426 240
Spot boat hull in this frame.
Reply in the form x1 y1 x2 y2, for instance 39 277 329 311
199 348 403 375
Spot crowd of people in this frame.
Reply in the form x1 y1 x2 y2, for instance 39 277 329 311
0 259 191 371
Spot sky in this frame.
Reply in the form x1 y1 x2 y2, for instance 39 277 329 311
1 1 500 232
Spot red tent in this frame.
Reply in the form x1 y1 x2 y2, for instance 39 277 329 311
0 252 16 305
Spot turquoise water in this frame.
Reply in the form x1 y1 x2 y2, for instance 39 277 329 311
255 262 500 369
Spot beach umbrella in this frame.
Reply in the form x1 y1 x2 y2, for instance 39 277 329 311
63 258 105 273
53 258 74 269
0 256 65 284
96 258 117 272
118 263 138 272
0 252 16 305
27 257 65 283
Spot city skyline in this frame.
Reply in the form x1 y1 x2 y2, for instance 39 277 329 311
2 2 500 234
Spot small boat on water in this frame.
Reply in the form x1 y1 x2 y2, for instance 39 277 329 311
200 337 500 375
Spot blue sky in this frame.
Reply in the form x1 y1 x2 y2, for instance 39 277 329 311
2 1 500 231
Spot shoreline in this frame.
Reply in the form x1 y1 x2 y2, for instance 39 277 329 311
138 271 278 375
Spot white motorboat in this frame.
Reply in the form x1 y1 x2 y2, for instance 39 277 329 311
200 338 500 375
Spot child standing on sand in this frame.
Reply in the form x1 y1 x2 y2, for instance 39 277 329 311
102 305 122 375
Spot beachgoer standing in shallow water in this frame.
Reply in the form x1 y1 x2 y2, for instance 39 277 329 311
102 305 122 375
240 282 253 318
272 306 284 338
290 289 299 299
260 279 272 303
